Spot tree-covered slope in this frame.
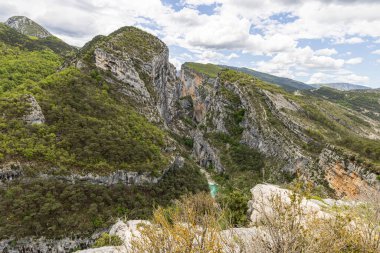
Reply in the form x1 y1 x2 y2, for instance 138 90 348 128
0 67 170 174
0 22 76 57
0 42 62 92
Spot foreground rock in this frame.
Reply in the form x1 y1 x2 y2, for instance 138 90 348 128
247 184 354 224
78 184 357 253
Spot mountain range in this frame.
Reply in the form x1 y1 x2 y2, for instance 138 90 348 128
0 16 379 252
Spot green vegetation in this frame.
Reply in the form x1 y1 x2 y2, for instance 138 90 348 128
0 42 62 92
80 27 165 64
224 65 313 91
183 62 223 78
0 23 75 57
309 87 380 120
0 162 208 239
93 233 123 247
107 27 165 61
0 67 169 174
218 189 250 227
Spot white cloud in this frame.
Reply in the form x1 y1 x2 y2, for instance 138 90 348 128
255 46 346 78
195 51 239 63
315 48 337 56
226 53 239 59
182 0 216 5
169 57 182 70
295 71 309 77
334 37 365 44
308 71 369 84
345 57 363 64
372 49 380 55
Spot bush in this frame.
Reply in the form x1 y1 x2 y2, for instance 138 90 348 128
131 193 229 252
93 233 123 247
219 190 250 227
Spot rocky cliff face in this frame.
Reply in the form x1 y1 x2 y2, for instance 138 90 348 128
178 64 379 198
319 148 379 199
79 27 180 127
179 67 310 175
179 65 215 122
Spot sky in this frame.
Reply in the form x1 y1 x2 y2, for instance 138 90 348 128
1 0 380 87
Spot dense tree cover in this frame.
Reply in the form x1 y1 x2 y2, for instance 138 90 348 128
0 42 62 92
0 67 170 174
0 162 209 239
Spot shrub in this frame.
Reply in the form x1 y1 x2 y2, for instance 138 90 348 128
93 233 123 248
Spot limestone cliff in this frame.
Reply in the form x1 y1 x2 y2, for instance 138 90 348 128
78 27 180 127
179 64 379 198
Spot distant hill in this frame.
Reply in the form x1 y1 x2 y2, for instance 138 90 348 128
5 16 51 38
310 83 371 91
221 66 314 92
1 16 76 57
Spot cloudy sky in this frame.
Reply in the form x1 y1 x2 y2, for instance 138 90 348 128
1 0 380 87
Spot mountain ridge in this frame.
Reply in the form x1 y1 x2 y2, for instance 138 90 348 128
310 82 372 91
5 16 51 38
221 65 314 91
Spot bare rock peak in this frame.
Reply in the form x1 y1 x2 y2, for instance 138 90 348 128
5 16 51 38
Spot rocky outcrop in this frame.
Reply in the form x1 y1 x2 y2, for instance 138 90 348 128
319 148 379 199
0 162 22 182
0 237 93 253
76 220 148 253
150 47 180 125
88 29 180 127
50 156 184 186
261 89 311 144
179 66 215 122
94 48 151 99
0 157 185 186
193 131 224 172
23 95 45 124
51 170 161 186
247 184 354 224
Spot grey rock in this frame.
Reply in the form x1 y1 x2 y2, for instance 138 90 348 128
23 95 45 125
0 237 92 253
94 48 150 99
0 162 22 182
5 16 51 38
193 131 224 172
